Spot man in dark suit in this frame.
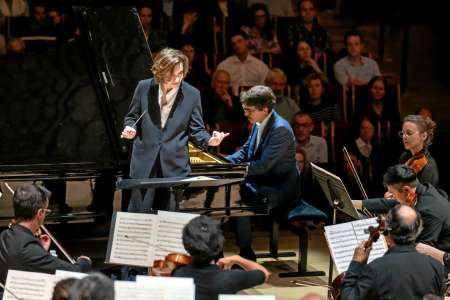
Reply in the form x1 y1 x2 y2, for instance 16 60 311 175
0 184 91 293
121 48 228 212
226 85 299 259
353 165 450 252
341 204 445 300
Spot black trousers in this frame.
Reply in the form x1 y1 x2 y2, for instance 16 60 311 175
128 154 181 213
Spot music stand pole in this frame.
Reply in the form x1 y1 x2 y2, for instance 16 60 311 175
327 185 343 299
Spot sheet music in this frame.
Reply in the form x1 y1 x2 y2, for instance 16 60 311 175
2 270 55 300
324 217 388 274
219 296 276 300
106 211 198 267
114 281 165 300
54 270 87 280
136 276 195 300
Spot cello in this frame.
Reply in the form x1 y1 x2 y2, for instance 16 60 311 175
331 215 386 300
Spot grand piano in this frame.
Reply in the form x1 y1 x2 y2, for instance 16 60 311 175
0 5 263 218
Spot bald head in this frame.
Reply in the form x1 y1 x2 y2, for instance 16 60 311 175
300 293 326 300
386 204 423 245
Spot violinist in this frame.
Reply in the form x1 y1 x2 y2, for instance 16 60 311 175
0 184 91 287
172 216 270 300
352 165 450 252
341 204 445 300
398 114 439 187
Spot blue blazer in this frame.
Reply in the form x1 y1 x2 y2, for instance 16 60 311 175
124 79 211 179
227 111 299 209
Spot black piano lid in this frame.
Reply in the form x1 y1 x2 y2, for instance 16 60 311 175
0 5 151 176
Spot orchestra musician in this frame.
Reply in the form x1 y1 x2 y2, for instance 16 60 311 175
341 204 446 300
121 48 228 213
352 165 450 252
398 114 439 187
172 215 270 300
226 85 300 260
0 183 91 295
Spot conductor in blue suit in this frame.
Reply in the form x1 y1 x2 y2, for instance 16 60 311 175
227 85 300 259
121 48 228 213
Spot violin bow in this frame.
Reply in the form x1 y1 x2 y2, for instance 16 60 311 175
342 147 374 218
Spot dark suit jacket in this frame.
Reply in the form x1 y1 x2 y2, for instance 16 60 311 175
0 224 91 284
341 244 445 300
226 111 299 209
364 183 450 251
124 79 211 179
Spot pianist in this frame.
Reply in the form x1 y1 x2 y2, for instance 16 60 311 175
226 85 300 260
121 48 228 212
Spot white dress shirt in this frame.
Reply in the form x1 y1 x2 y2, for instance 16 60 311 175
355 137 372 158
159 84 180 128
217 54 269 96
255 111 273 150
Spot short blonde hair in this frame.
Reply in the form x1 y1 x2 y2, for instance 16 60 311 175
151 48 189 84
265 68 287 86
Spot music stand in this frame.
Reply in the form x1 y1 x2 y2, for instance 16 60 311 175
310 163 360 294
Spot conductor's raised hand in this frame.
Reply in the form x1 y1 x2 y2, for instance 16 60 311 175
208 131 229 146
121 126 137 139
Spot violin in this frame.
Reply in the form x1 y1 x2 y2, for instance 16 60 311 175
405 152 428 175
331 216 386 300
148 253 192 276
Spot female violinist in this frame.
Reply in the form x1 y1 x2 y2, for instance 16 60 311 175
398 114 438 187
172 216 270 300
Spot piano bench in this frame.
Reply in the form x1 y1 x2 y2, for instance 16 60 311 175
278 200 327 278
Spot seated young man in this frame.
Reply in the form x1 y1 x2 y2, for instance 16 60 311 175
173 216 270 300
0 183 91 289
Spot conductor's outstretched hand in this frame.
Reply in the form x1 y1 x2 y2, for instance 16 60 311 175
208 131 229 146
121 126 137 139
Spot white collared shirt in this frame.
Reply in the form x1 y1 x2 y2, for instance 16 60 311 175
216 54 269 96
255 111 273 149
355 137 372 158
159 84 180 128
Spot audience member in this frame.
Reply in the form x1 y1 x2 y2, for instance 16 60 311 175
0 34 6 54
209 0 243 52
27 4 56 37
341 204 446 300
201 69 246 153
339 150 366 198
170 5 206 51
265 68 300 121
301 73 340 122
52 277 79 300
217 30 269 95
0 183 91 285
68 273 114 300
293 112 328 163
138 5 167 52
247 0 294 17
287 0 332 55
182 43 211 92
241 3 281 55
334 30 381 87
416 106 433 120
345 117 384 196
356 76 400 124
173 215 269 300
288 40 327 86
7 37 25 54
0 0 29 17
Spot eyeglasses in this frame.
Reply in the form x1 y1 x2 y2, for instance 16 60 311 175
398 130 418 138
293 123 312 128
41 208 52 215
